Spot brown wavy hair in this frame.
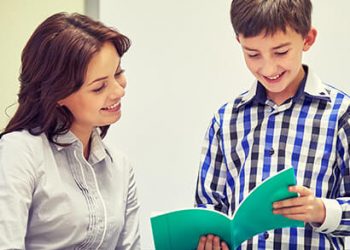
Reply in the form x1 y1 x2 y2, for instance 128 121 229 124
1 12 130 143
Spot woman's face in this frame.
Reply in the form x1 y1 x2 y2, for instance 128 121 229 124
58 42 126 135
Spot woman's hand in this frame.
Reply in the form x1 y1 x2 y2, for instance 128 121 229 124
197 234 229 250
273 185 326 224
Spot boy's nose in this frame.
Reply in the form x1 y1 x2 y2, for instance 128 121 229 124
261 60 278 77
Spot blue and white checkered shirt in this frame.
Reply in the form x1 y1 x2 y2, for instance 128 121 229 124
195 66 350 249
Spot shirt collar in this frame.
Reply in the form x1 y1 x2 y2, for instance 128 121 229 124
53 128 107 165
88 129 107 164
53 130 78 149
237 65 331 108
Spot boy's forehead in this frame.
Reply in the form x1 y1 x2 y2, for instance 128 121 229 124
239 25 303 39
238 26 292 39
237 26 303 48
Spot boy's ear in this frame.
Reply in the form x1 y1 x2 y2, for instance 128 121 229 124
303 27 317 51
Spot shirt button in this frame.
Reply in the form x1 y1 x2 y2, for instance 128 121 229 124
269 148 274 156
264 232 269 239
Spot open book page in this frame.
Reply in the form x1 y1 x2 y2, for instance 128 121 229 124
231 167 304 247
151 208 232 250
150 167 304 250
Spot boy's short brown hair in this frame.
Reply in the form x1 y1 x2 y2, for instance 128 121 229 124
230 0 312 38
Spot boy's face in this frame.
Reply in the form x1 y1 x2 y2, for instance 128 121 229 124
237 26 316 104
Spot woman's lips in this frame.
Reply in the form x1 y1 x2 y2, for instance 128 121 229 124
101 102 121 112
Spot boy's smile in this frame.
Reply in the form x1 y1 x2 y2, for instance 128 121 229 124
237 26 317 105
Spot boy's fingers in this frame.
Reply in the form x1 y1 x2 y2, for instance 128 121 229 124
289 185 312 196
205 234 213 250
197 236 206 250
273 195 310 208
221 241 230 250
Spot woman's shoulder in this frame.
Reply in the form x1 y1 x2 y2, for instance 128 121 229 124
0 130 48 149
0 130 50 180
0 130 50 164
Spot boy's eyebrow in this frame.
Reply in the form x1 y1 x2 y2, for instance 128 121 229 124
272 42 291 50
242 42 291 51
242 46 259 52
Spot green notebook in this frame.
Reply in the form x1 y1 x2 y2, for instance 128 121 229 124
150 167 304 250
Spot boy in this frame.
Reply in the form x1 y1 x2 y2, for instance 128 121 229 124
195 0 350 249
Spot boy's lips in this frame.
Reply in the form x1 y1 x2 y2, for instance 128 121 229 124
263 71 285 83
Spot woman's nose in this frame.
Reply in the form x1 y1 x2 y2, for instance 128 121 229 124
110 77 126 99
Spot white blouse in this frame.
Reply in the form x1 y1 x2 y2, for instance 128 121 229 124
0 129 140 249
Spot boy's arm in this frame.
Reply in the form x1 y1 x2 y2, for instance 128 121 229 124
325 112 350 236
195 113 230 214
274 112 350 236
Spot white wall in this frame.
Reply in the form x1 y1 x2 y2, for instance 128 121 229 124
0 0 85 131
99 1 350 249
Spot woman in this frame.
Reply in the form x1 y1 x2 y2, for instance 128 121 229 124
0 12 140 249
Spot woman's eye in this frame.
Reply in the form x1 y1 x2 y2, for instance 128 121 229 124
92 83 106 93
114 69 125 78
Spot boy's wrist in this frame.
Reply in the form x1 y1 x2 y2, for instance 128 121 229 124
310 198 341 233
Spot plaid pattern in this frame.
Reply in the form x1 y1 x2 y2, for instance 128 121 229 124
195 66 350 249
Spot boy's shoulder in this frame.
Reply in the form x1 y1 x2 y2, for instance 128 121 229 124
215 82 256 115
305 68 350 110
322 83 350 101
211 89 252 125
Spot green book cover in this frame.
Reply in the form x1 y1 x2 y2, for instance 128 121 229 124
150 167 304 250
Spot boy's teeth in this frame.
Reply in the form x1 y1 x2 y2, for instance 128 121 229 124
267 74 280 80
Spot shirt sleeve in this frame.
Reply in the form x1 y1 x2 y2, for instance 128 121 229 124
115 161 141 250
195 112 230 214
311 198 342 233
0 133 37 249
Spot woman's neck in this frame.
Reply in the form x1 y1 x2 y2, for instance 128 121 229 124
69 124 93 160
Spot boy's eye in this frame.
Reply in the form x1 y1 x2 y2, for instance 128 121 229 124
275 50 288 56
247 53 259 58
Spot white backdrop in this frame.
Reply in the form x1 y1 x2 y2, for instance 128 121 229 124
99 1 350 249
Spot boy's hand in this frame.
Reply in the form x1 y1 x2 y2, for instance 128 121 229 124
273 185 326 224
197 234 229 250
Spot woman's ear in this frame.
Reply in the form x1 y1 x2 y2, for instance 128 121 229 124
303 27 317 51
57 99 65 107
